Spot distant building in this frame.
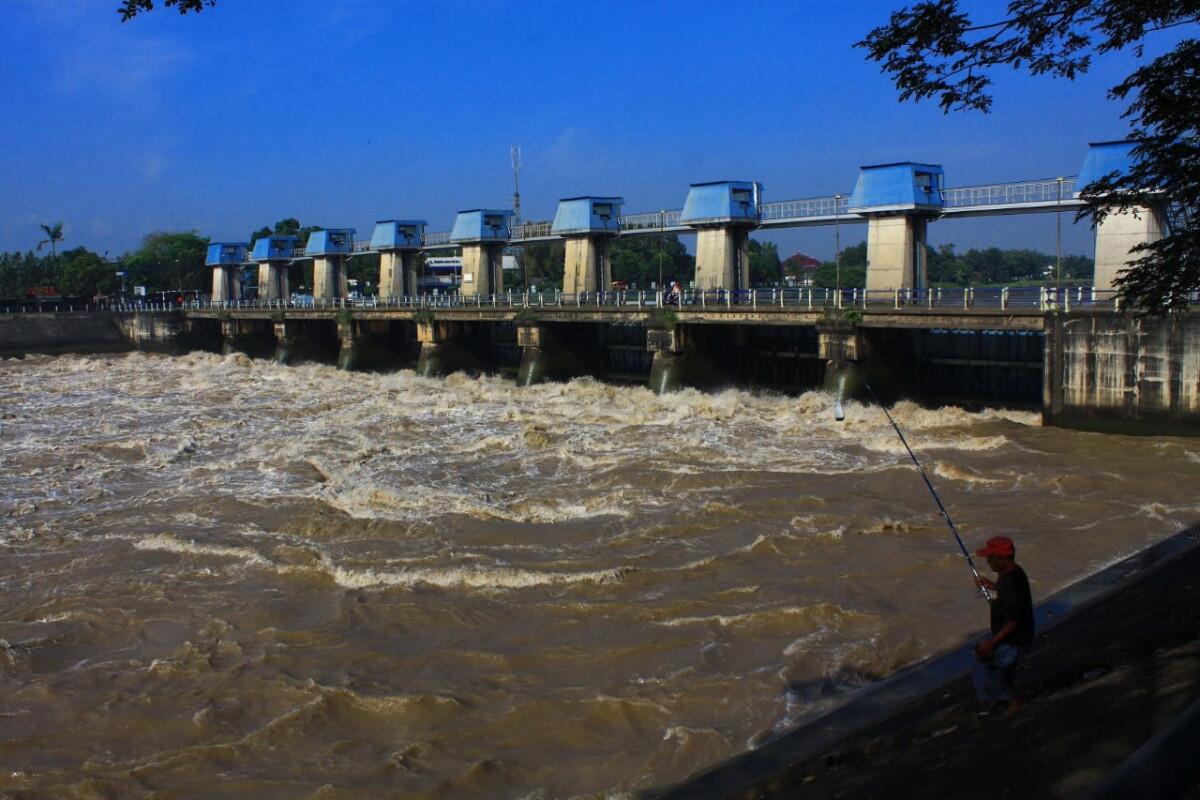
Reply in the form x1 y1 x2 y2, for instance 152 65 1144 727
423 256 462 292
783 252 822 286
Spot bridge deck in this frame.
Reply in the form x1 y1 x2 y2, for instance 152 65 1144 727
245 177 1087 259
178 285 1130 332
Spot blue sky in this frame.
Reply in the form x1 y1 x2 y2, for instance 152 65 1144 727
0 0 1190 260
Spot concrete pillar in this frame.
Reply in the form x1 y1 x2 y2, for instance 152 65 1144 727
273 321 295 363
864 215 928 292
337 319 358 370
211 266 240 302
563 237 612 295
694 227 750 291
222 318 244 355
312 256 348 300
1093 205 1165 289
816 321 864 362
647 327 685 393
257 262 289 301
516 324 546 386
416 319 454 376
379 250 418 298
460 244 504 297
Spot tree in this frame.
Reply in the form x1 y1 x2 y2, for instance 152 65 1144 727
519 239 566 289
0 251 56 298
117 0 213 20
248 218 310 248
813 240 868 288
59 248 117 299
858 2 1199 312
123 231 209 292
248 226 272 247
748 239 783 286
609 235 693 288
37 222 64 263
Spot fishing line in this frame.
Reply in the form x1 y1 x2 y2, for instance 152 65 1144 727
860 381 992 602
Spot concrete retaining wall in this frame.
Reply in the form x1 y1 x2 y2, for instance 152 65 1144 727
1045 312 1200 434
0 313 130 357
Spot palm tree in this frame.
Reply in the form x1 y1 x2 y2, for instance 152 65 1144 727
37 222 64 261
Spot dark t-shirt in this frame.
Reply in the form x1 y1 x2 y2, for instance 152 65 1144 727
990 565 1035 648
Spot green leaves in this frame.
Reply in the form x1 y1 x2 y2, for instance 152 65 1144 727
117 0 214 21
122 231 210 292
859 0 1200 311
609 235 693 288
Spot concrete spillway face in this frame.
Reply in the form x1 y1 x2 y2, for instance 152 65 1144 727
822 359 864 403
649 351 685 394
274 335 295 365
517 346 548 387
337 333 358 371
417 341 448 378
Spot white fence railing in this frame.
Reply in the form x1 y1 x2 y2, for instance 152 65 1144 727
759 195 853 221
15 286 1158 316
943 177 1078 209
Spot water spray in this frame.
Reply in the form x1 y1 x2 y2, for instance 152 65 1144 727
859 382 993 602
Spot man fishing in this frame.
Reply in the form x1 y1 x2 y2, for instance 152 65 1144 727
851 388 1036 715
972 536 1035 715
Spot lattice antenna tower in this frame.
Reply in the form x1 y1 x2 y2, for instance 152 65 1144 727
511 145 522 225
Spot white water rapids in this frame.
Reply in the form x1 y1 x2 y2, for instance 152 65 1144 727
1 351 1197 798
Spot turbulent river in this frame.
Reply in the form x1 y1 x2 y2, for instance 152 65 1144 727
2 352 1198 799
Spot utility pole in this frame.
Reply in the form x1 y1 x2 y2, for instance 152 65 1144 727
834 193 843 295
512 145 528 290
511 145 522 225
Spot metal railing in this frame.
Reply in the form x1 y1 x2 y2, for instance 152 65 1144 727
943 177 1078 210
319 177 1096 254
510 221 554 240
12 287 1200 316
759 194 853 221
23 286 1141 316
617 210 684 232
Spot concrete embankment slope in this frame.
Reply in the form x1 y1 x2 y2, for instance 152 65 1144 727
651 525 1200 800
0 313 129 357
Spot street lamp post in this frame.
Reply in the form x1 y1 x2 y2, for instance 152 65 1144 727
834 193 843 296
1055 176 1065 289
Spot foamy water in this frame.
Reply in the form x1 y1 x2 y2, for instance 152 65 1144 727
1 351 1197 798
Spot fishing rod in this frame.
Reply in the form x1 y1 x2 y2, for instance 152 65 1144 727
856 382 993 602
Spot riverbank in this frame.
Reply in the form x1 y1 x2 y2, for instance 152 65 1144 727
653 525 1200 799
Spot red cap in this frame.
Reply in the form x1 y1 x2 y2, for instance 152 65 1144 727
976 536 1015 558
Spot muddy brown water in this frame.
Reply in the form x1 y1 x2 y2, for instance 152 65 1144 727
1 352 1197 799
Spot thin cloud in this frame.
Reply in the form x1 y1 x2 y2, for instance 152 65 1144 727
21 1 191 101
137 153 170 182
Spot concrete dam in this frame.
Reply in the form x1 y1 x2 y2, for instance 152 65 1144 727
10 298 1191 437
